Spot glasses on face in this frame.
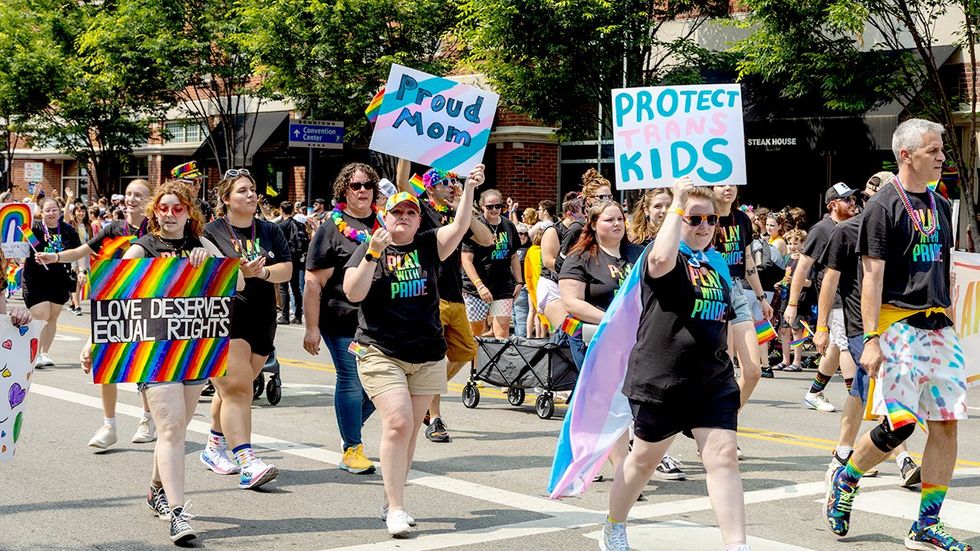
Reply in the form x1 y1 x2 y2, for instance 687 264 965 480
156 203 188 216
224 168 251 178
434 178 460 188
484 203 504 211
684 214 719 227
348 181 376 192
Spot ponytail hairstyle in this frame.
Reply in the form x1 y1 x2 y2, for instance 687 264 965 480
569 200 626 257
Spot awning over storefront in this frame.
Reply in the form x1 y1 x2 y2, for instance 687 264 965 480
193 111 290 167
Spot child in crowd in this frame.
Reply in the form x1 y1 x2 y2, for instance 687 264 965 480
773 229 808 372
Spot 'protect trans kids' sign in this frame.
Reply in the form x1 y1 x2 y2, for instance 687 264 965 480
611 84 746 189
369 64 499 174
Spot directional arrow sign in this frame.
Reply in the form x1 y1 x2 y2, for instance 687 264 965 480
288 120 344 150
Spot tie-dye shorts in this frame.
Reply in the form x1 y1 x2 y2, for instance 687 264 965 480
870 321 968 431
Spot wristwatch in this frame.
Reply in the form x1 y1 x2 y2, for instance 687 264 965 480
365 249 380 263
756 294 765 302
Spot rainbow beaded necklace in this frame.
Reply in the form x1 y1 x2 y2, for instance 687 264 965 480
891 177 939 237
331 203 379 244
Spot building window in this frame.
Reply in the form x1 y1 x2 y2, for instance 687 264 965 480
164 121 206 144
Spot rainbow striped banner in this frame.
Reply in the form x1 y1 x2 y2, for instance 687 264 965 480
89 257 238 384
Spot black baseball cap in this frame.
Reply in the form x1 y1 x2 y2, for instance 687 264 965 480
314 198 326 205
825 182 856 204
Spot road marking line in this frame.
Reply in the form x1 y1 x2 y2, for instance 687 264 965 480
821 489 980 533
583 520 816 550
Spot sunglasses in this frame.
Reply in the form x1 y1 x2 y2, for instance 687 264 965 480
348 181 376 191
595 194 614 201
684 214 719 227
156 203 188 216
223 168 251 178
484 203 504 210
434 178 460 187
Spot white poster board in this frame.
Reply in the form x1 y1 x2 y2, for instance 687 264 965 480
22 162 43 183
0 318 43 462
611 84 747 189
369 64 499 174
0 204 32 259
949 250 980 386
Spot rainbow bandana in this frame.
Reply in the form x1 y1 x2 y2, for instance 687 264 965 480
365 87 385 123
755 320 777 344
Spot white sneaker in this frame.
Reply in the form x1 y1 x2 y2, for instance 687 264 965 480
200 446 240 475
239 458 278 489
40 352 54 367
804 391 836 412
386 508 414 537
88 423 117 449
599 520 630 551
380 505 416 526
131 416 156 443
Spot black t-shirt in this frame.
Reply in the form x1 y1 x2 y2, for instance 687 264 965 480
802 216 842 309
419 200 472 303
204 218 290 319
133 233 204 258
716 209 753 279
462 216 520 300
821 216 863 337
24 221 81 285
624 250 737 405
346 229 446 363
306 212 376 337
540 221 569 282
559 243 643 311
196 198 214 222
87 220 148 258
858 182 952 316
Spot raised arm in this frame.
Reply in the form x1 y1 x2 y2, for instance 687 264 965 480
436 164 485 260
647 179 691 279
396 158 412 194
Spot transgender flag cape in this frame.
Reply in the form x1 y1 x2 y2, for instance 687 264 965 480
548 243 730 498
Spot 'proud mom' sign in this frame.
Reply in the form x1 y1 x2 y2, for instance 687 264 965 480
612 84 746 189
369 64 499 174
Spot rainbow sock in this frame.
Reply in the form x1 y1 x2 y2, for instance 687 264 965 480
207 429 225 451
838 459 866 487
809 372 832 394
232 444 256 467
918 483 948 525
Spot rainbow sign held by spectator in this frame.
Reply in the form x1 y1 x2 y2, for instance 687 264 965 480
0 204 32 259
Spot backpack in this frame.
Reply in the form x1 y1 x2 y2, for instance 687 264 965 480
750 238 787 289
284 218 310 262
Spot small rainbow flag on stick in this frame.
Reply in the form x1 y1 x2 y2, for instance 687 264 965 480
790 323 812 348
365 86 385 123
561 316 583 338
409 174 425 197
19 227 39 249
755 320 777 345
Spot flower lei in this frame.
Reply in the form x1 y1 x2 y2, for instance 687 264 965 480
331 203 379 244
892 177 939 237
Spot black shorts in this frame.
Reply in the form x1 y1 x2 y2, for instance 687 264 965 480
229 302 277 357
22 279 71 309
629 384 740 443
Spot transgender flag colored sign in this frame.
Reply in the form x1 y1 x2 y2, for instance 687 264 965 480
368 64 499 174
87 257 238 384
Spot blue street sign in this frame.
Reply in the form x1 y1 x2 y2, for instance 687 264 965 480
288 120 345 149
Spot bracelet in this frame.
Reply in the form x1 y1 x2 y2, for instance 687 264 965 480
261 267 270 281
816 325 830 333
55 253 60 262
473 278 484 286
787 301 798 307
863 332 880 343
668 207 685 217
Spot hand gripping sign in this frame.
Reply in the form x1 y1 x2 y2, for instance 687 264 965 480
369 64 499 174
611 84 747 189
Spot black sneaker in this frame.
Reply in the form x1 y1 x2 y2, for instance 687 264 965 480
277 316 290 325
900 456 922 488
654 454 687 480
292 315 303 324
425 417 450 443
146 485 171 519
169 503 197 544
760 365 774 379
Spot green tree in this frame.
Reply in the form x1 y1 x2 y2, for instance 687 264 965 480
460 0 733 139
735 0 980 248
0 0 61 191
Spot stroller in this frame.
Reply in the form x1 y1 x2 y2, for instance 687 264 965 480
463 336 578 419
199 349 283 406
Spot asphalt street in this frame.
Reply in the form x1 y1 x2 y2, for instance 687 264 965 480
3 299 980 551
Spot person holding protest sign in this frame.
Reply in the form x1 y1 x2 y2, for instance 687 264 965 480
394 160 494 444
41 179 156 450
538 192 585 330
826 119 970 550
783 184 858 414
713 184 774 411
201 170 291 490
342 164 484 538
22 197 81 368
303 162 384 474
628 189 672 246
602 178 748 551
461 189 523 340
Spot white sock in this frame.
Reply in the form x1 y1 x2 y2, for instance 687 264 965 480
835 446 853 459
896 451 911 467
103 417 116 427
141 411 152 422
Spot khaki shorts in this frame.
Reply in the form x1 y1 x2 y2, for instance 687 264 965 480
356 345 448 399
440 299 478 365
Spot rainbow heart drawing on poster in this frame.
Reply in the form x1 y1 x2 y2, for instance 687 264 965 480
88 257 238 384
0 204 31 244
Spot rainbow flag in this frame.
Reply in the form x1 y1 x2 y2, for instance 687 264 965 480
365 86 385 123
755 320 777 344
790 323 812 348
5 264 21 293
96 235 137 260
549 243 732 498
560 316 583 338
88 257 239 384
19 227 39 249
409 174 425 197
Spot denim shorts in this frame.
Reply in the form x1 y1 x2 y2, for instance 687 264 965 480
137 379 207 392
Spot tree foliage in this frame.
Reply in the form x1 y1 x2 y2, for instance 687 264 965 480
460 0 734 138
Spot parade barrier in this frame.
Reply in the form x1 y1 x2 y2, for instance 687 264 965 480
0 318 43 462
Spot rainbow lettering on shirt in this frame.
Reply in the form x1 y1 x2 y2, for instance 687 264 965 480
387 249 428 298
44 234 64 253
911 208 943 264
608 262 634 286
490 229 510 260
717 224 743 267
688 263 727 321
